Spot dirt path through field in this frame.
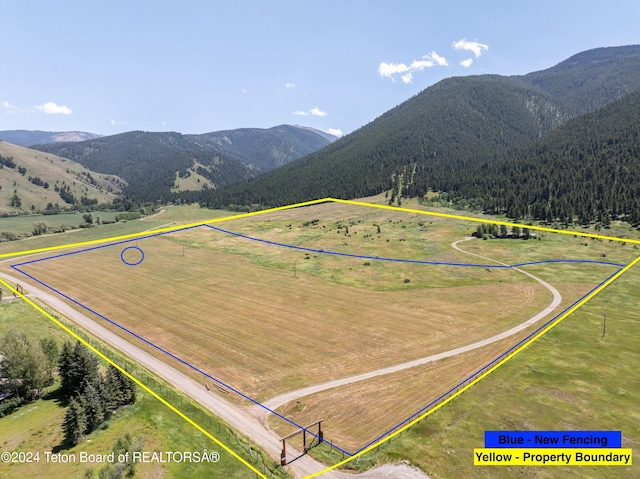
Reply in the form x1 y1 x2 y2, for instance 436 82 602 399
259 237 562 417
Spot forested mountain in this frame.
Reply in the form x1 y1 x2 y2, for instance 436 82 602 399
520 45 640 115
0 130 102 146
202 45 640 223
188 125 336 171
433 89 640 226
33 131 252 202
204 75 568 206
33 126 334 201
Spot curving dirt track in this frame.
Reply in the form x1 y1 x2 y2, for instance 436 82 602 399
259 237 561 415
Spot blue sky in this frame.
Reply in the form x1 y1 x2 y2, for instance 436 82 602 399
1 0 639 137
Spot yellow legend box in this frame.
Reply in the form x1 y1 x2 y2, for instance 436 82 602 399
474 448 632 466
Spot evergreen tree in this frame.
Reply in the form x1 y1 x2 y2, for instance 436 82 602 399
83 381 105 433
63 396 87 446
105 365 136 409
58 341 74 395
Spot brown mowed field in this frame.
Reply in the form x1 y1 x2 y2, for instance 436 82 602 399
6 199 626 456
270 335 527 453
268 281 599 452
14 227 549 402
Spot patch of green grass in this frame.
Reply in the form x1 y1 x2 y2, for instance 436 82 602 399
0 205 234 257
0 387 281 479
0 299 68 342
367 257 640 478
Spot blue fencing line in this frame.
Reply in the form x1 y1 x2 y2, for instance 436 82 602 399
10 256 351 456
205 225 625 269
12 224 204 267
10 223 626 457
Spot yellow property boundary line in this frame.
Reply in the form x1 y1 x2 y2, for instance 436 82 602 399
2 197 638 478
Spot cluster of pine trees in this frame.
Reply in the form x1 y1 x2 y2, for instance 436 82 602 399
474 223 532 240
59 341 136 446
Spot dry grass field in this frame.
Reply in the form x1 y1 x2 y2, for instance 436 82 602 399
7 200 631 453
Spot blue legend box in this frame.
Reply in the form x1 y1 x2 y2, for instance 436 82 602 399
485 431 621 448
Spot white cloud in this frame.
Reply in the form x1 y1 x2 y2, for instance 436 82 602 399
293 107 328 117
242 88 247 94
460 58 474 68
430 51 448 66
379 51 447 83
453 38 489 58
285 82 296 89
110 118 116 125
2 100 26 114
378 62 410 79
35 102 72 115
327 128 343 137
409 59 434 71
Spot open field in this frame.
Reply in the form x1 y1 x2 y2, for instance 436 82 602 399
5 199 630 458
268 276 602 453
0 299 287 479
0 204 234 256
12 231 552 401
0 211 123 234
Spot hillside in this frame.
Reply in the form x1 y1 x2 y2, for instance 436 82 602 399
33 126 334 202
520 45 640 114
202 45 640 214
0 130 102 146
33 131 253 202
0 141 122 214
436 89 640 225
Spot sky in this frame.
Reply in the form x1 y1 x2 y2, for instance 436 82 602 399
1 0 639 137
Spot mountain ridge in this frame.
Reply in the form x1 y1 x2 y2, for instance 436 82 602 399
32 125 335 201
0 130 102 146
202 45 640 219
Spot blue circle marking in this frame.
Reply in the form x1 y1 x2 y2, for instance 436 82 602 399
120 246 145 266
